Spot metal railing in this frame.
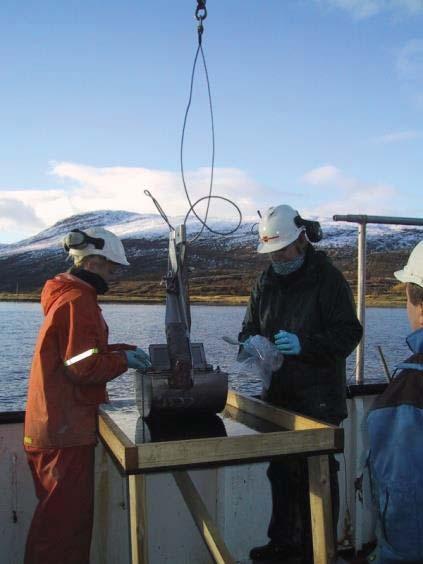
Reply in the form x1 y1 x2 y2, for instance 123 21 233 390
332 214 423 384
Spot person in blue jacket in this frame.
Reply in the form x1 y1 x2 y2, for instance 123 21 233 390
366 241 423 564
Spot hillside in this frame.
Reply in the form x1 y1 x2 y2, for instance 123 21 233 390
0 210 421 305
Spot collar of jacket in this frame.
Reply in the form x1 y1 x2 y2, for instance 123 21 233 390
406 327 423 354
68 267 109 295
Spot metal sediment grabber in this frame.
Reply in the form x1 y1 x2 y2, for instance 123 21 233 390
135 224 228 419
135 343 228 418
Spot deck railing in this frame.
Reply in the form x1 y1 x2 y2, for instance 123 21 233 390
332 214 423 384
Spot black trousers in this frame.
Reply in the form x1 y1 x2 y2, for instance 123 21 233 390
267 454 340 560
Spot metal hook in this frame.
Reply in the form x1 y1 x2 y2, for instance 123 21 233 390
195 0 207 21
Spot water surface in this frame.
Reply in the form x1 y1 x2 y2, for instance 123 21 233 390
0 302 411 411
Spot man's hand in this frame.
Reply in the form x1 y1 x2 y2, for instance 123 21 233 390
274 331 301 355
124 348 152 370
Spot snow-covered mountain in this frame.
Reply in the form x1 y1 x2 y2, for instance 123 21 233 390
0 209 421 295
1 209 422 259
0 210 253 258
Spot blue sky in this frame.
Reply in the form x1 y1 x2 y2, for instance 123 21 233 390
1 0 423 243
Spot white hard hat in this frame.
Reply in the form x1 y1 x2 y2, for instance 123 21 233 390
257 205 305 254
63 227 130 266
394 241 423 288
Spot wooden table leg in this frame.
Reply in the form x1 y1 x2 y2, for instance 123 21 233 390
173 470 236 564
308 455 336 564
128 474 148 564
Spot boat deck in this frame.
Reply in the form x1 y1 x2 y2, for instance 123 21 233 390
1 391 379 564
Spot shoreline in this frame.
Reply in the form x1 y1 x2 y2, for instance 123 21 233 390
0 293 406 308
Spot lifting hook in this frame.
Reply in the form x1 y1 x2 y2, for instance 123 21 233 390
195 0 207 21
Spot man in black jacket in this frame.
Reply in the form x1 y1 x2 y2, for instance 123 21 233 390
239 205 363 562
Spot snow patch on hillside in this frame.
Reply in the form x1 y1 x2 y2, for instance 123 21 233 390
0 210 422 259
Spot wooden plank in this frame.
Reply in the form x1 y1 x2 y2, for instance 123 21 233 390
99 396 342 473
223 404 280 433
133 428 341 471
226 390 335 431
308 455 336 564
98 411 138 471
128 474 148 564
173 471 236 564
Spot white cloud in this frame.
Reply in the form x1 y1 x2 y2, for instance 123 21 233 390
0 197 47 233
0 160 417 243
316 0 423 18
300 165 398 216
321 0 381 18
0 163 269 241
370 130 422 144
396 39 423 80
302 165 343 185
396 39 423 109
0 189 74 234
50 161 267 220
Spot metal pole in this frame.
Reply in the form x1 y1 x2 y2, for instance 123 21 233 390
356 223 367 385
333 214 423 227
376 345 392 383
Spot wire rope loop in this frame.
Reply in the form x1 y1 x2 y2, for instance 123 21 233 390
250 222 259 235
143 1 242 248
184 195 242 242
180 41 216 238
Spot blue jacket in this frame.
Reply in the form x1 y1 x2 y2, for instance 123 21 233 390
367 328 423 563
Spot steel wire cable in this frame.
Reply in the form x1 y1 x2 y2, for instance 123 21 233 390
179 41 214 237
180 34 242 242
146 3 242 245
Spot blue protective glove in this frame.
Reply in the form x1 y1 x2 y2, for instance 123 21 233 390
274 330 301 356
241 336 253 347
125 348 152 371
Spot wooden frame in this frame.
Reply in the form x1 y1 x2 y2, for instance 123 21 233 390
98 391 343 564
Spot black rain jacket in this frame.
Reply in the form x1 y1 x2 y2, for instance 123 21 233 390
239 244 363 423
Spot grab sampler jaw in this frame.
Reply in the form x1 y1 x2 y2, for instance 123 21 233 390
136 225 228 419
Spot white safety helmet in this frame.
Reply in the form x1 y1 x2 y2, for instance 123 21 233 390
394 241 423 288
257 205 305 254
63 227 130 266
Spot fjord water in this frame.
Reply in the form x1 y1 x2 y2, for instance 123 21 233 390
0 302 411 411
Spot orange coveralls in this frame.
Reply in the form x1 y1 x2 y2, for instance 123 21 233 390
24 273 133 564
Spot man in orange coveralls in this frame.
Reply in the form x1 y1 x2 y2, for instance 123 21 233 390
24 226 151 564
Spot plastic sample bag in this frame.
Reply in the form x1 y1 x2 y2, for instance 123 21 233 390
235 335 284 390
